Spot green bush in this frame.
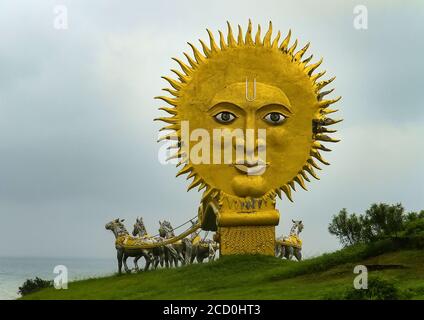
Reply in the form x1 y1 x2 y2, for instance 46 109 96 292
343 277 401 300
18 277 53 296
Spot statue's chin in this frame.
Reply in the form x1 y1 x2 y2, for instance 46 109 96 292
231 175 267 198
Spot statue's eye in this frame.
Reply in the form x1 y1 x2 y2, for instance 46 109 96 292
214 111 236 124
263 112 286 125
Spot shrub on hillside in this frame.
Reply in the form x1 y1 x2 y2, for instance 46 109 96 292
343 277 402 300
18 277 53 296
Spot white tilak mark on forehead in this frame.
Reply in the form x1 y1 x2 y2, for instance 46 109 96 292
245 78 256 101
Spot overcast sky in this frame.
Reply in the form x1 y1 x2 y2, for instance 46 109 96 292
0 0 423 259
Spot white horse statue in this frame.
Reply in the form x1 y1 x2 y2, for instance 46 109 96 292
275 220 304 261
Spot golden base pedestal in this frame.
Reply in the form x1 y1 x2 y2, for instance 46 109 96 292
219 225 275 255
200 195 280 255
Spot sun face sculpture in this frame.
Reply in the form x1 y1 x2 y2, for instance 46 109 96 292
155 20 341 205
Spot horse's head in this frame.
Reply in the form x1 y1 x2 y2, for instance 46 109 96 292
105 218 127 237
132 217 147 237
291 219 304 234
105 218 124 230
159 220 174 238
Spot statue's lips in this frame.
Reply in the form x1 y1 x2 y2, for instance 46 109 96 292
232 162 269 175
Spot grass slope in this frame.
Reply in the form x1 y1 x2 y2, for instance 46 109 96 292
23 241 424 300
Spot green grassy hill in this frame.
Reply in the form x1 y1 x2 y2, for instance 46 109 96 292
22 239 424 300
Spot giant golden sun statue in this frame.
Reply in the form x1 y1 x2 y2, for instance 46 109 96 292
155 20 342 255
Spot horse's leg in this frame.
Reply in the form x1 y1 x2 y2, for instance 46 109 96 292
275 244 280 258
295 249 302 261
288 246 294 260
212 245 218 261
284 246 289 259
159 252 165 268
153 249 160 269
123 253 131 273
180 247 186 266
204 248 209 262
117 250 123 274
143 251 151 271
184 240 192 265
168 246 174 267
168 255 173 268
134 255 141 272
170 245 175 267
208 244 215 262
190 246 196 264
151 249 157 269
180 245 186 265
197 254 204 264
178 246 184 266
159 247 165 268
163 245 169 268
167 245 178 268
196 249 205 264
203 248 208 263
180 247 185 266
164 247 170 268
211 245 216 262
173 246 180 267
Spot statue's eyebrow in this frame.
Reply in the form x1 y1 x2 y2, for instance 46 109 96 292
258 103 293 114
208 101 245 113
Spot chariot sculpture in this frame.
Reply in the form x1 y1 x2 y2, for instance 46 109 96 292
106 217 218 273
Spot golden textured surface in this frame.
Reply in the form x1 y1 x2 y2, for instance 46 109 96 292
156 21 342 254
219 226 275 255
156 20 342 203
